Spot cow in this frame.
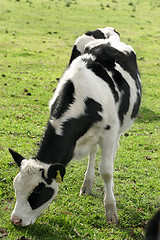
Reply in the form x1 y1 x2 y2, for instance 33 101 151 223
9 27 141 226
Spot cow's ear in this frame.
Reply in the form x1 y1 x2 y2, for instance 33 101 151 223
8 148 25 167
47 164 66 184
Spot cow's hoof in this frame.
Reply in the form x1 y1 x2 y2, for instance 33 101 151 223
105 204 118 224
80 185 92 195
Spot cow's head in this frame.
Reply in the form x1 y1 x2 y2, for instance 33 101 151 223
9 148 65 226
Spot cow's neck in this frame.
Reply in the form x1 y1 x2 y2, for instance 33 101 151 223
35 98 103 165
35 121 76 166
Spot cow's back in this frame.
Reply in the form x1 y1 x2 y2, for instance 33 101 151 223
50 38 141 158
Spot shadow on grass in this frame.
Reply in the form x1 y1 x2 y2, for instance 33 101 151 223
138 106 160 122
116 204 146 239
15 219 75 240
16 205 146 240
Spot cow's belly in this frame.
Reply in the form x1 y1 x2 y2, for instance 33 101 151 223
73 123 103 160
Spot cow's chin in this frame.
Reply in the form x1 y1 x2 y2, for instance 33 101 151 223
11 209 41 227
21 218 36 227
23 219 36 227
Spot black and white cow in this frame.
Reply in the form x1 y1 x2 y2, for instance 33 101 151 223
9 27 141 226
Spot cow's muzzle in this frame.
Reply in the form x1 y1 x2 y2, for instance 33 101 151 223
11 215 22 226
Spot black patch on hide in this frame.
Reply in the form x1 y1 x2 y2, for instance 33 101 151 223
85 29 106 39
85 42 140 84
105 125 111 130
83 57 119 103
112 69 130 126
131 91 141 119
28 182 54 210
85 44 116 71
69 29 106 64
69 45 81 64
61 97 103 143
51 80 75 119
35 98 102 165
35 123 67 165
84 43 142 126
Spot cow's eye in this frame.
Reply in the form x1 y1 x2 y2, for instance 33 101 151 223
28 182 54 210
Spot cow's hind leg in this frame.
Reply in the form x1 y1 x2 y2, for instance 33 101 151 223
80 145 98 195
99 129 119 223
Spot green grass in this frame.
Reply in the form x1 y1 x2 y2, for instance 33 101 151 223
0 0 160 239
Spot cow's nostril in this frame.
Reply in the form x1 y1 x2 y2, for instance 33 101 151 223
14 219 22 225
11 216 22 226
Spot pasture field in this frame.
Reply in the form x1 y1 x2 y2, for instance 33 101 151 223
0 0 160 239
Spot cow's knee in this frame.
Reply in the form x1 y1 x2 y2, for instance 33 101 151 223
101 171 112 183
100 162 113 183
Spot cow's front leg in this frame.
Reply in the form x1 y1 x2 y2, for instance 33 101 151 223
99 131 119 223
80 145 98 195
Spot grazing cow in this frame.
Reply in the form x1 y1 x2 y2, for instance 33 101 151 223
9 27 141 226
